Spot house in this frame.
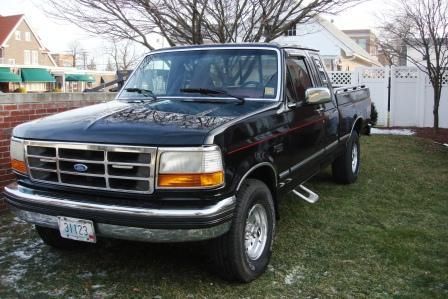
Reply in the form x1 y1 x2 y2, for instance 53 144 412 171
405 39 448 68
51 53 75 68
274 17 382 71
0 14 56 92
0 14 117 93
342 29 391 66
342 30 378 56
0 14 56 66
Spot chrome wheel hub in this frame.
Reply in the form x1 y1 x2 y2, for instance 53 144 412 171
244 204 268 261
352 143 358 173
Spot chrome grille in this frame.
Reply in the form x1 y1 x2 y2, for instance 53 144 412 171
24 141 157 194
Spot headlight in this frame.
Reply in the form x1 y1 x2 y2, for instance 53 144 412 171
157 146 224 189
10 138 27 174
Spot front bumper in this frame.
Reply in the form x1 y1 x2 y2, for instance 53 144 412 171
4 183 235 242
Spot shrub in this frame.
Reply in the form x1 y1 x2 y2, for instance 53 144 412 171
52 87 62 92
14 87 27 93
370 102 378 127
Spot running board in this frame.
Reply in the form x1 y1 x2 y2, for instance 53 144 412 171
292 185 320 204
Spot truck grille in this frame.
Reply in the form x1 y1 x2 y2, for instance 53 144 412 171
24 141 157 194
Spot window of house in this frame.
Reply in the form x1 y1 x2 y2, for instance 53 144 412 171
24 50 31 65
25 32 31 41
15 31 21 40
284 24 297 36
358 38 368 51
286 57 312 102
31 50 39 65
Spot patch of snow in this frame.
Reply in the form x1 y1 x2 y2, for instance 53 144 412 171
92 290 116 299
45 288 67 297
284 266 305 285
77 271 93 279
0 264 27 289
8 239 43 262
91 285 117 299
10 250 34 260
96 271 108 278
371 128 415 136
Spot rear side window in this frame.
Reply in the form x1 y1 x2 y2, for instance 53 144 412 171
310 55 329 86
286 57 313 103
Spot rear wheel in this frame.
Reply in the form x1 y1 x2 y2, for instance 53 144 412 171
332 131 360 184
35 225 90 250
211 179 275 282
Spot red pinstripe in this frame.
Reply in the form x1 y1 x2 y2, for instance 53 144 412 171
226 116 326 155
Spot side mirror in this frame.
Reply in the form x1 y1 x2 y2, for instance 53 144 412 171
305 88 331 105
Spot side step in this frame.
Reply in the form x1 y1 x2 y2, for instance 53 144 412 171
292 185 320 204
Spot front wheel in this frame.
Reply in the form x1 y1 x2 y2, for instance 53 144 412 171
211 179 276 282
332 131 361 184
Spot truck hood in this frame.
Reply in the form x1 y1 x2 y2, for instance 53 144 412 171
13 99 274 146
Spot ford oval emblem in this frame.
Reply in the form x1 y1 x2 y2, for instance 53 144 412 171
73 163 88 172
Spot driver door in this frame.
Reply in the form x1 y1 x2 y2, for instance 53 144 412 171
285 55 327 182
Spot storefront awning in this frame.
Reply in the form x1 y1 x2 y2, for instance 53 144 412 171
65 74 95 82
0 67 22 83
21 68 56 82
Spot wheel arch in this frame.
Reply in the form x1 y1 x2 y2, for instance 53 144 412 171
236 162 278 218
352 117 363 135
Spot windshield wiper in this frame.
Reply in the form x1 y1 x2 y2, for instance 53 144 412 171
180 88 245 104
124 88 158 101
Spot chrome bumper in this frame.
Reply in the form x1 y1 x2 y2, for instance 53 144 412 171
4 183 235 242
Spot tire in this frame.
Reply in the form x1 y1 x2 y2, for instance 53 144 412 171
35 225 91 250
211 179 276 282
332 130 361 184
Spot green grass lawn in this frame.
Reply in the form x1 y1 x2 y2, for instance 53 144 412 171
0 136 447 298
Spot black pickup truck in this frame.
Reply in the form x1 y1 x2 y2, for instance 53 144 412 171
4 44 370 282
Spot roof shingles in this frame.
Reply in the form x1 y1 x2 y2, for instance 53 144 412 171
0 14 24 47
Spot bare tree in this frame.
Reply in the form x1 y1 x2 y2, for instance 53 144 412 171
68 40 81 67
107 40 140 71
80 50 89 70
44 0 157 50
378 0 448 131
44 0 363 49
87 57 97 70
376 38 399 66
105 58 114 71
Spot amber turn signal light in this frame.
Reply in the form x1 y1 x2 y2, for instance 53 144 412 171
11 159 27 174
158 171 224 188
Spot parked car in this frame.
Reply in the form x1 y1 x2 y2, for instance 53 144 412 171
4 44 370 282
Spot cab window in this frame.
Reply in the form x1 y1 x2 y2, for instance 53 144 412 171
286 57 313 103
310 54 330 87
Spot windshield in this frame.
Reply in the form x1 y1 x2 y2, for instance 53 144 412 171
119 48 280 100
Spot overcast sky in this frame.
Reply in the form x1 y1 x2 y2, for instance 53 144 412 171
0 0 388 68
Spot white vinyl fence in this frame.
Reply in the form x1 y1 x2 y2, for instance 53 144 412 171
328 66 448 128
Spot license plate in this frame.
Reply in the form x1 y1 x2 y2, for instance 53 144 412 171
57 216 96 243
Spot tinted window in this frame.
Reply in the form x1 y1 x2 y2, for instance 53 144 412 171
310 55 329 86
121 49 279 100
286 57 313 102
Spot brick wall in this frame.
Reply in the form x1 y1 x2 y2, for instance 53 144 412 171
0 92 116 213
